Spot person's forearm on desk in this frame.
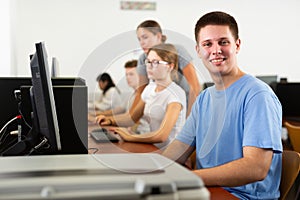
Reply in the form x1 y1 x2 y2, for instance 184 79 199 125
97 99 145 127
102 78 147 127
115 103 181 143
193 147 273 187
162 140 195 165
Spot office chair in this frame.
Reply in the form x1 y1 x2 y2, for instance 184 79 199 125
280 150 300 200
284 122 300 153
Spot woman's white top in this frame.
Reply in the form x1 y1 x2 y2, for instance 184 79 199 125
141 81 186 149
94 87 122 111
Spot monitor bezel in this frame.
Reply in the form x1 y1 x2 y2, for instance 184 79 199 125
29 42 61 152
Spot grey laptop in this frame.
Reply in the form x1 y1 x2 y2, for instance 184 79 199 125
0 153 209 200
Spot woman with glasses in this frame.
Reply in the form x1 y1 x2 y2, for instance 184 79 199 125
134 20 201 116
98 43 186 149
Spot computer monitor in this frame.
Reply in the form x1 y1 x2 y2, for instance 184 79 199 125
256 75 278 85
1 42 61 156
51 57 59 77
29 42 61 153
276 83 300 120
203 82 214 90
256 75 278 91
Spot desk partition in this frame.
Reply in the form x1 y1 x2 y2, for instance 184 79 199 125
0 77 85 130
0 77 87 155
19 85 88 155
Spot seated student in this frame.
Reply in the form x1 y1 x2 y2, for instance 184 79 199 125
95 60 149 134
162 11 282 199
133 20 201 116
97 43 186 149
93 72 122 112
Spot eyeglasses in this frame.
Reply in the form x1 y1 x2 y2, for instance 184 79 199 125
145 59 169 68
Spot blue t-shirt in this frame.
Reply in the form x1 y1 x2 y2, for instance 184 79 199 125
176 74 283 199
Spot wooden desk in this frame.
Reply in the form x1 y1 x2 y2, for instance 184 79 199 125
88 124 160 153
88 125 238 199
88 134 159 154
208 187 239 200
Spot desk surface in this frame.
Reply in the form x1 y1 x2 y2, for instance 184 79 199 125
88 133 159 154
88 125 238 200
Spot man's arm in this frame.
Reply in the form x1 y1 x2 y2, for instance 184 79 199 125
193 146 273 187
162 139 195 165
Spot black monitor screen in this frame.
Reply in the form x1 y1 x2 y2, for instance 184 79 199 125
256 75 278 91
256 75 278 85
276 83 300 119
29 42 61 152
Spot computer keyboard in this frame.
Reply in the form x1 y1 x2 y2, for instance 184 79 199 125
90 128 119 143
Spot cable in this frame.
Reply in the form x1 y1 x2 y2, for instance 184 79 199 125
88 147 99 154
0 127 7 144
17 101 32 130
26 137 48 156
0 115 22 140
0 137 18 153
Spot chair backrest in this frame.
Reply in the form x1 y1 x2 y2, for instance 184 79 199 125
284 122 300 153
280 150 300 200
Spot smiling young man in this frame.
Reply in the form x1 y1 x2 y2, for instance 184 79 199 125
163 11 283 199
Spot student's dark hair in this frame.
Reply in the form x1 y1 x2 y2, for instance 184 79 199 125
124 59 137 69
148 43 179 82
194 11 239 43
96 72 118 95
137 20 167 43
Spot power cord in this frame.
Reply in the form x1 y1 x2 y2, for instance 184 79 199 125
0 115 22 141
26 137 48 156
88 147 99 154
15 89 32 130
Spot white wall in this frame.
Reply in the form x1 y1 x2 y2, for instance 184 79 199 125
10 0 300 92
0 0 11 75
